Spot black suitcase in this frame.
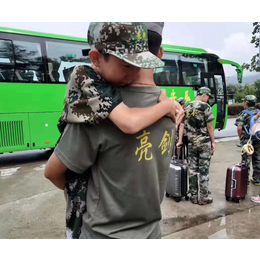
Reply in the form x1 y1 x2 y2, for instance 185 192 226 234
165 147 189 202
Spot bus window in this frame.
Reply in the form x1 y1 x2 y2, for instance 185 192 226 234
154 52 180 86
45 41 91 83
0 39 15 64
12 40 44 83
181 54 208 86
0 39 15 82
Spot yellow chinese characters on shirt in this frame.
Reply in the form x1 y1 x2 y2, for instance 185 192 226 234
135 129 174 162
184 90 191 103
135 130 153 162
186 109 197 119
158 129 174 155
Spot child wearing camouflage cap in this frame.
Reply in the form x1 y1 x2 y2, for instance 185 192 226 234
183 86 215 205
235 95 260 198
58 22 176 132
48 22 181 239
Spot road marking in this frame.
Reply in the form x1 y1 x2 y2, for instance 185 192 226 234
0 167 21 177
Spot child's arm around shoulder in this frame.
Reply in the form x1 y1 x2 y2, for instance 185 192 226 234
109 90 176 134
67 67 176 133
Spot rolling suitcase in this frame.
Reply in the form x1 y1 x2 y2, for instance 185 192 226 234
165 147 189 202
225 163 248 203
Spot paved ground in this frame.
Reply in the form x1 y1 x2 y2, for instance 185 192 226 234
214 118 237 139
1 137 260 239
161 137 260 238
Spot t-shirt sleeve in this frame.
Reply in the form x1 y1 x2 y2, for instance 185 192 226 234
204 104 214 123
60 65 122 125
234 112 245 127
54 123 99 174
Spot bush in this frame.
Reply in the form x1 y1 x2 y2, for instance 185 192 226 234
228 104 244 115
228 103 260 115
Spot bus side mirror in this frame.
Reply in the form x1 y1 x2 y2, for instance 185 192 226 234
236 69 242 84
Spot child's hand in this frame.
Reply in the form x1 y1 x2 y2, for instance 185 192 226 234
159 90 176 122
176 141 183 148
159 89 168 102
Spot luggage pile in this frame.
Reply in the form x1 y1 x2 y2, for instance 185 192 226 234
165 147 249 204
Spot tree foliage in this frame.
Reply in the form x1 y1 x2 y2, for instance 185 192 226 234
254 79 260 101
228 81 260 103
243 22 260 72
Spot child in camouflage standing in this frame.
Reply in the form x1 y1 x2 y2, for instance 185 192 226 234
184 87 215 205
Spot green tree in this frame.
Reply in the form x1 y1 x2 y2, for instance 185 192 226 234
234 84 256 103
254 79 260 102
227 84 242 100
244 83 256 95
243 22 260 72
234 88 245 103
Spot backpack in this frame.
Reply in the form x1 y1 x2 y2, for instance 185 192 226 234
242 109 260 141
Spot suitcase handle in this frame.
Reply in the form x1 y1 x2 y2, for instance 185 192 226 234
177 146 185 163
231 177 237 190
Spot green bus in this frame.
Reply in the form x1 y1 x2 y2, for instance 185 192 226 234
0 27 243 154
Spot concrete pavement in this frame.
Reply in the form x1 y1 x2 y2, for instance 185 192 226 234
161 137 260 238
1 137 260 239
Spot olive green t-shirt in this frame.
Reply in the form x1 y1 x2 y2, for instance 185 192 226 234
55 86 175 239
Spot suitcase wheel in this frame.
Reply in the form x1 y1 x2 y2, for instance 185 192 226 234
242 196 246 200
175 197 181 203
185 195 189 201
226 196 231 201
235 199 240 203
165 192 170 198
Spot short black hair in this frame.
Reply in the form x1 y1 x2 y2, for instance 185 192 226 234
98 50 110 61
148 30 162 56
247 101 256 107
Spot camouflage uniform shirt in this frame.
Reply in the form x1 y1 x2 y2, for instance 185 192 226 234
184 100 214 144
235 106 258 144
58 65 122 131
58 65 122 239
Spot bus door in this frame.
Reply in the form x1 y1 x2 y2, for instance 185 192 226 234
201 72 226 130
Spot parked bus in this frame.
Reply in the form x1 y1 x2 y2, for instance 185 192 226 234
0 27 243 154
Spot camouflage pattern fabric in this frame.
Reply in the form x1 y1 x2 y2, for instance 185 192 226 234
64 169 90 239
58 65 122 131
188 141 212 200
88 22 164 69
241 142 260 182
235 106 260 181
197 86 213 99
244 94 257 104
184 100 214 144
58 65 122 239
184 100 214 201
235 107 259 144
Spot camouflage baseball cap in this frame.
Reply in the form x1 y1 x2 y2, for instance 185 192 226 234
198 86 213 99
87 22 164 69
244 95 257 104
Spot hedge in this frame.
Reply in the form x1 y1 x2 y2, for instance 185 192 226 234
228 103 260 115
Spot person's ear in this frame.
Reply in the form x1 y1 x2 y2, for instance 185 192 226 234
157 47 164 59
89 50 101 68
